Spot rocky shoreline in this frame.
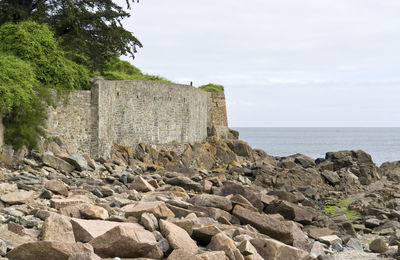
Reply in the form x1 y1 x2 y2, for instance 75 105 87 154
0 133 399 259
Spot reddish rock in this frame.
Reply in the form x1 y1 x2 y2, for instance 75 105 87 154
160 219 199 255
264 200 317 224
122 201 173 219
0 191 34 205
80 205 109 220
7 241 100 260
89 225 162 259
41 215 75 243
250 238 310 260
71 218 144 243
45 180 68 197
130 176 155 192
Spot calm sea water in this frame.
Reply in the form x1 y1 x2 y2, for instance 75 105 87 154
233 128 400 166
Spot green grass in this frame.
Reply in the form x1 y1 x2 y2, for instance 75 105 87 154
199 83 224 92
323 199 361 220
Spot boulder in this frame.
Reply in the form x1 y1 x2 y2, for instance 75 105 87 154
141 212 159 231
216 181 264 211
70 218 144 243
233 205 298 245
167 249 196 260
165 176 203 192
227 140 253 157
207 233 244 260
0 191 34 205
42 152 75 173
196 251 228 260
123 201 172 219
188 194 232 212
50 197 88 210
44 180 68 196
41 215 75 243
88 225 162 258
80 205 109 220
321 170 340 185
64 153 89 171
130 176 155 192
369 238 388 253
7 241 100 260
264 200 316 224
250 238 310 260
160 219 199 255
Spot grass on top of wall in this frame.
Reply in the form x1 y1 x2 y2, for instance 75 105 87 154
199 83 224 92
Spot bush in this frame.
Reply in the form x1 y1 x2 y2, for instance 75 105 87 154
0 21 91 149
99 58 171 83
199 83 224 92
0 21 90 91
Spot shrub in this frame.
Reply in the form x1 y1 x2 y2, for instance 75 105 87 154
199 83 224 92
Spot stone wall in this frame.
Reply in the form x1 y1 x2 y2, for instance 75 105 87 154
46 91 92 154
208 92 228 128
1 80 229 159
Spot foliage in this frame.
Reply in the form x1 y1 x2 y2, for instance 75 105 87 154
99 58 170 82
323 199 361 221
0 0 142 71
0 21 90 149
199 83 224 92
0 21 90 91
0 53 35 110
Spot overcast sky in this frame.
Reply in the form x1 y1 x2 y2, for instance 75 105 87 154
118 0 400 127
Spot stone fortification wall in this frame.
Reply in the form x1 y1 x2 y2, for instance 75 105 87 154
0 80 229 159
208 92 228 127
46 91 92 154
91 80 209 158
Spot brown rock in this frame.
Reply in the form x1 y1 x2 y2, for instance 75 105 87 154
89 225 162 259
196 251 228 260
188 194 232 212
7 241 100 260
160 219 199 255
167 249 196 260
251 238 310 260
0 183 18 194
42 152 75 173
0 191 34 205
70 218 144 243
130 176 155 192
80 205 109 220
233 205 299 245
123 201 172 219
0 225 31 249
45 180 69 196
192 225 223 245
369 238 388 253
217 181 264 211
207 233 244 260
41 215 75 243
264 200 317 224
50 198 87 209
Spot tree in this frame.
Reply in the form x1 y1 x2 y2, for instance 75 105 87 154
0 0 142 71
0 21 90 149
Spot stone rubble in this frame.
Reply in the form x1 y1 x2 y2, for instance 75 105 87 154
0 135 399 259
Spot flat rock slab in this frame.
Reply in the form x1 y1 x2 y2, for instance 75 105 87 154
70 218 145 243
50 198 88 209
251 237 310 260
7 241 100 260
160 219 199 255
122 201 172 219
0 225 32 249
42 152 75 173
0 191 34 205
41 215 75 243
44 180 68 196
188 194 233 212
88 225 162 259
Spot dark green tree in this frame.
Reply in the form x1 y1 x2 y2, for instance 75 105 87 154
0 0 142 71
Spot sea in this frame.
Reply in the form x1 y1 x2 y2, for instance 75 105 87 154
233 127 400 166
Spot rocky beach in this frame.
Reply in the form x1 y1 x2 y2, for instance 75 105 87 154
0 131 399 260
